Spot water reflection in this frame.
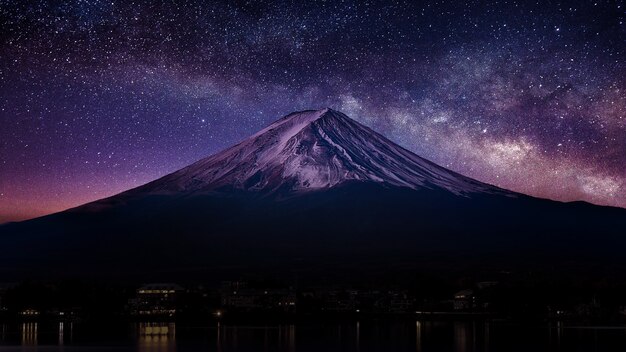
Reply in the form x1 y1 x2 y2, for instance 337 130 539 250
548 320 565 351
21 322 38 346
454 322 468 352
216 322 221 352
416 321 421 352
484 320 490 352
0 319 623 351
216 324 296 352
356 321 360 352
58 322 64 346
450 320 493 352
137 322 176 352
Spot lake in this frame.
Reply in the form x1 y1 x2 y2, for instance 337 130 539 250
1 320 626 351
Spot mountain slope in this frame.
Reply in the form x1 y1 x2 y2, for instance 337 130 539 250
126 108 507 197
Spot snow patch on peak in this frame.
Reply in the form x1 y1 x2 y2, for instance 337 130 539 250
251 108 331 139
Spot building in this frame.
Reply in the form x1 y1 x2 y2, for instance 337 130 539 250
129 283 184 317
320 289 359 312
388 291 416 313
369 290 416 313
453 289 475 310
18 309 40 319
220 281 296 312
0 283 16 313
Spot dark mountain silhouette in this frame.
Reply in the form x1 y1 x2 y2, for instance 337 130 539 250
1 108 625 282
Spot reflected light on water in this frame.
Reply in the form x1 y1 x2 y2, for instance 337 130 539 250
137 322 176 352
278 325 296 352
216 323 296 352
356 321 360 352
453 321 487 352
21 322 38 346
216 322 221 352
58 322 64 346
454 322 468 352
484 321 490 352
416 321 421 352
0 319 622 351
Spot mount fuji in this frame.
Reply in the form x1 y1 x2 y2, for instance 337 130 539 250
1 108 625 281
126 108 503 196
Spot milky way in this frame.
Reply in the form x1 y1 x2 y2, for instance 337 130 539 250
0 0 624 222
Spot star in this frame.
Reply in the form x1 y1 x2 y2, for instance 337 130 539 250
0 0 624 223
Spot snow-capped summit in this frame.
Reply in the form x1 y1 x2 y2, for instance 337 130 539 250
136 108 506 196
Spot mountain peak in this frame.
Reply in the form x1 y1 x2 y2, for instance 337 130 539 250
135 109 508 197
250 107 339 139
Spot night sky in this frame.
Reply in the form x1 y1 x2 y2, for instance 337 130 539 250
1 0 624 223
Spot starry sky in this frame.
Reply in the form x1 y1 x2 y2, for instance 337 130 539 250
0 0 625 223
